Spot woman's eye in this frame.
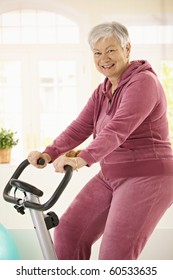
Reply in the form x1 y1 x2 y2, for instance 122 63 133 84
94 52 101 56
107 49 115 54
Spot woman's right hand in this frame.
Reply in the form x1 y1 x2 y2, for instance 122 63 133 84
27 151 51 168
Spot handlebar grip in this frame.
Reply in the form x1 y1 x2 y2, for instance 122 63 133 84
37 158 45 165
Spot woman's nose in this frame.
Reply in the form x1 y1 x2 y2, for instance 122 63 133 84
100 52 110 61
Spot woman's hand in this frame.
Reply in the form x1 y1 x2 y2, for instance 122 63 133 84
28 151 51 168
53 154 87 173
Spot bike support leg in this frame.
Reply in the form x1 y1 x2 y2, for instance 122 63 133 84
26 192 58 260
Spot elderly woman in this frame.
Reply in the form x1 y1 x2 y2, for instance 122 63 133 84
28 22 173 260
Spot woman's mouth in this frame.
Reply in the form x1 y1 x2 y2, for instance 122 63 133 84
102 64 114 70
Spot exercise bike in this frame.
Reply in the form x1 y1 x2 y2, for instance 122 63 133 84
3 158 73 260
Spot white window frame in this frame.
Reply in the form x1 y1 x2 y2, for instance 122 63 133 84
0 4 90 162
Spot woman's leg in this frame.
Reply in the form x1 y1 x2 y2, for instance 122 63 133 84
99 175 173 260
54 172 112 259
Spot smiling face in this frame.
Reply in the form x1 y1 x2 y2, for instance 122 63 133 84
92 36 131 85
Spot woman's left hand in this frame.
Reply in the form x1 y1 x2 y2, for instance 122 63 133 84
53 155 87 173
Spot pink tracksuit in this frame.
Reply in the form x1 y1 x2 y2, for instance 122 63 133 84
44 60 173 259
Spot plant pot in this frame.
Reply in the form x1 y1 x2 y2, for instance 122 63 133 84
0 148 11 163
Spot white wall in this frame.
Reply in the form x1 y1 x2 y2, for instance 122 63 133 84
0 0 173 259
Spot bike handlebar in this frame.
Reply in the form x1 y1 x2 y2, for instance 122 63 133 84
3 159 73 211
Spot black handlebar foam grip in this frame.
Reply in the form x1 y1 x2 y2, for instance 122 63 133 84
37 158 45 165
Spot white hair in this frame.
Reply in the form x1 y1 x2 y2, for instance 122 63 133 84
88 21 130 49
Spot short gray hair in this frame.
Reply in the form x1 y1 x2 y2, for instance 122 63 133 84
88 21 130 49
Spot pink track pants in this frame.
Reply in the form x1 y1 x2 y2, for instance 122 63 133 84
54 171 173 259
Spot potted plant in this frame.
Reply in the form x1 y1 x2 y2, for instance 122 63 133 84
0 128 19 163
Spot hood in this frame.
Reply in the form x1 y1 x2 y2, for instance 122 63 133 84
102 60 157 94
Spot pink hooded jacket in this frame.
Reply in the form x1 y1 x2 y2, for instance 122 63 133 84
44 60 173 178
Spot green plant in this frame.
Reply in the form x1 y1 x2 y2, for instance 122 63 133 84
0 128 19 149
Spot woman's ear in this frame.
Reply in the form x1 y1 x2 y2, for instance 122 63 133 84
125 42 131 58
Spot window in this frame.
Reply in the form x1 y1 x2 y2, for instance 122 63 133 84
129 25 173 44
0 10 81 161
39 60 77 149
0 61 23 158
161 61 173 144
0 10 79 44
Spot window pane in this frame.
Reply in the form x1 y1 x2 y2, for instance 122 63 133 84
21 27 37 43
56 15 76 26
2 12 20 26
57 26 80 43
161 61 173 143
0 61 22 122
129 25 173 44
38 27 56 44
39 60 77 148
2 27 20 43
21 10 37 26
0 61 22 159
0 10 79 44
38 11 56 26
